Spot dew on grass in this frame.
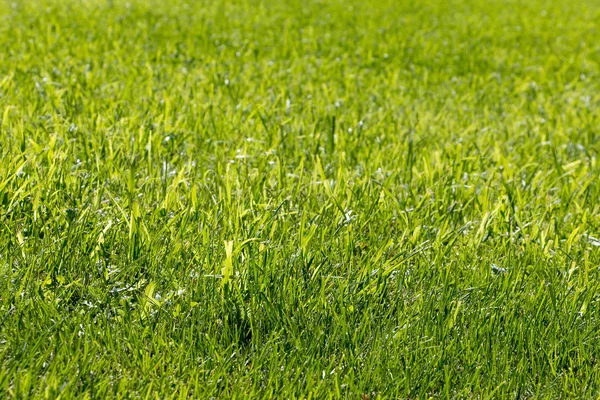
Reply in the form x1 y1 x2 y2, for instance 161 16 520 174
491 264 507 274
586 235 600 247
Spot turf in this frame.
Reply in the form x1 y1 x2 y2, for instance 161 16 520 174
1 0 600 397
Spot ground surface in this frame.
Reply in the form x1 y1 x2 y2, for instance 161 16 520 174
1 0 600 398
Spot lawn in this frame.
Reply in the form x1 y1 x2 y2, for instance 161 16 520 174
1 0 599 397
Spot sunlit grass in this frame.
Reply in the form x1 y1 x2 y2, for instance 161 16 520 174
0 0 599 397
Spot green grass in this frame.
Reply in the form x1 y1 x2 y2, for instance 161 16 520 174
1 0 599 397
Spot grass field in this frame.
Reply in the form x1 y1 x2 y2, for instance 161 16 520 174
1 0 600 397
